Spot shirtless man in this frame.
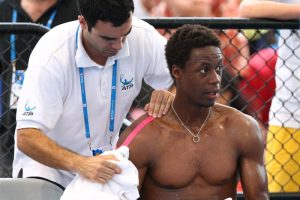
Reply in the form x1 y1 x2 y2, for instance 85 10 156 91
117 24 269 200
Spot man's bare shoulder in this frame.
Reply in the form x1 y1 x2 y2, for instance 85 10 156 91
117 114 165 167
214 103 264 152
117 114 163 147
214 103 257 126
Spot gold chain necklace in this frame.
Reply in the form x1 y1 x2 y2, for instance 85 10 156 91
171 103 211 143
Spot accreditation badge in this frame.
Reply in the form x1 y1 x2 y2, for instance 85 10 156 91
92 145 113 156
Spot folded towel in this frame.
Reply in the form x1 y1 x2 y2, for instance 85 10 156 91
60 146 139 200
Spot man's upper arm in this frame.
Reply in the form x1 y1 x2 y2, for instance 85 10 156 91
117 115 157 189
239 116 269 200
117 115 156 166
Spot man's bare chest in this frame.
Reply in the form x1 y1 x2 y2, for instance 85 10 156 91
149 132 239 189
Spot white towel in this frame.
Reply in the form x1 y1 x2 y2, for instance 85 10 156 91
60 146 139 200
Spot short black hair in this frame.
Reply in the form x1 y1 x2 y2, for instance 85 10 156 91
77 0 134 31
165 24 221 78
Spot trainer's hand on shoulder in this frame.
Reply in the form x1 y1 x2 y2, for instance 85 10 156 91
77 154 121 184
145 89 174 118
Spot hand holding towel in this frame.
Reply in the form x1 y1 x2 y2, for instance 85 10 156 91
60 146 139 200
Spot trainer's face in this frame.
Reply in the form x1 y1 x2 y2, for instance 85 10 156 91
79 14 132 59
174 46 223 107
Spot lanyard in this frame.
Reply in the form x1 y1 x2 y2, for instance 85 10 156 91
10 8 57 63
75 26 117 151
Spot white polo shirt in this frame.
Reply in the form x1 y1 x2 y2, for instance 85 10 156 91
13 17 173 187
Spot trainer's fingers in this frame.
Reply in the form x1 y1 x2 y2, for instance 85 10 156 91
95 170 115 184
156 93 168 118
154 90 174 117
144 103 149 112
95 162 121 184
162 93 174 115
95 177 107 184
149 91 163 118
147 90 158 117
106 160 121 174
100 162 119 175
89 168 113 184
97 155 122 174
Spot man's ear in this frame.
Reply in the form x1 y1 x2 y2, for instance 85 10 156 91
78 15 88 30
172 64 181 79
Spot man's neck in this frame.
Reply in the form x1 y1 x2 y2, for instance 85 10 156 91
172 98 211 127
21 0 57 22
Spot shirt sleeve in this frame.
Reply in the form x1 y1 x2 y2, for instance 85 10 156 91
16 55 65 133
143 29 174 90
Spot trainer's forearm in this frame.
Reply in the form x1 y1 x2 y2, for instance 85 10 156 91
239 0 300 20
17 128 85 173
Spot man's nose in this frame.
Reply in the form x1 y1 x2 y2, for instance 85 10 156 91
111 37 123 50
209 70 221 84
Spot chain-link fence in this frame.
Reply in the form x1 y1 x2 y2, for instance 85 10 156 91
0 18 299 198
0 23 49 178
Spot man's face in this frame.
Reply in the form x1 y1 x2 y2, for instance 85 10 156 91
176 46 223 107
80 15 132 59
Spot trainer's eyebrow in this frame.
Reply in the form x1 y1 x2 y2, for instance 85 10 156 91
101 27 132 41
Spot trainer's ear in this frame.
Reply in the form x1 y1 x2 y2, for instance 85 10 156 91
172 64 182 79
78 15 88 30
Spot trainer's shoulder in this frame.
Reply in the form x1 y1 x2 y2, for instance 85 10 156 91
39 20 78 43
31 21 78 61
131 16 156 32
130 16 165 40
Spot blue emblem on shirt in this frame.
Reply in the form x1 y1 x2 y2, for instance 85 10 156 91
120 74 133 91
25 102 36 111
22 101 36 116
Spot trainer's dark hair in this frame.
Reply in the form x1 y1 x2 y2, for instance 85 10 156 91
165 24 221 79
77 0 134 31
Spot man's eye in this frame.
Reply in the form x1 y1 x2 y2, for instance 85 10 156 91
216 65 223 72
200 68 209 74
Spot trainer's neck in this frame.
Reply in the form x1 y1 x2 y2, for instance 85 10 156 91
21 0 57 22
82 31 108 66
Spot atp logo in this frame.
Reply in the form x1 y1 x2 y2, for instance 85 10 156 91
120 74 133 91
22 101 36 116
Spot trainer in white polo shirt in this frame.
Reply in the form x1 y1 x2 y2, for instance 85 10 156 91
13 0 174 189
